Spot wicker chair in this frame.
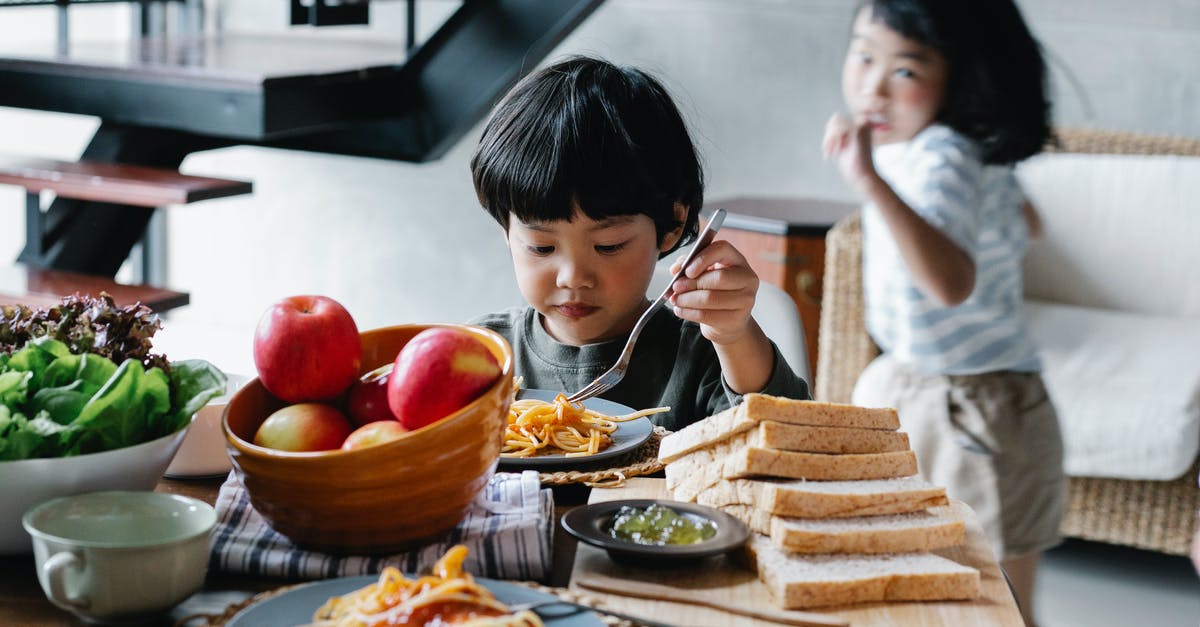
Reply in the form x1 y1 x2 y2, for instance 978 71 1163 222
814 128 1200 556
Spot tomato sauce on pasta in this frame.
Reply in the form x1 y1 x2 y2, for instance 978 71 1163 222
311 545 542 627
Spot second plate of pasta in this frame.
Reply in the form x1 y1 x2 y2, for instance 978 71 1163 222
497 389 657 471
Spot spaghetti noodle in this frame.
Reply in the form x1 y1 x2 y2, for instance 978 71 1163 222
502 383 669 458
312 545 542 627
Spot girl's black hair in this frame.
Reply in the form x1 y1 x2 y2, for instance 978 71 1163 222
861 0 1053 164
471 56 703 255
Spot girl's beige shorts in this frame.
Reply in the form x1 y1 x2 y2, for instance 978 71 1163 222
853 354 1066 560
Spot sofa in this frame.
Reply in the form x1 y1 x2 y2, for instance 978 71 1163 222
815 127 1200 555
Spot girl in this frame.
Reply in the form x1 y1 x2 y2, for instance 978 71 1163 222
470 56 810 431
822 1 1062 624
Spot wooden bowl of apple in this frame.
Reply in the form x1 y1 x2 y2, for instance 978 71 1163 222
223 296 513 554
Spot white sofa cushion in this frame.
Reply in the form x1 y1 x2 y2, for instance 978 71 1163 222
1025 300 1200 480
1017 153 1200 317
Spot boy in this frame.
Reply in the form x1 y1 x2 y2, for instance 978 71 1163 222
469 56 809 430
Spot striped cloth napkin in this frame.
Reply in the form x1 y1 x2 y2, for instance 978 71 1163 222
208 470 553 581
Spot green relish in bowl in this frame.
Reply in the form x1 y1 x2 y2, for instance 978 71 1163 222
609 503 718 546
561 498 750 566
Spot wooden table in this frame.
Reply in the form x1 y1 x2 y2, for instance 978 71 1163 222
1 475 1022 626
570 478 1025 627
0 476 590 627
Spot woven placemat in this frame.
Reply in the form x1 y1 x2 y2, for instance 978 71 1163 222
175 580 636 627
537 427 668 488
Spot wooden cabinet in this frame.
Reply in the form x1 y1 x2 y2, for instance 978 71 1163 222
707 197 858 387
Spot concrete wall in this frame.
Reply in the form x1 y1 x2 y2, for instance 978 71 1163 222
1 0 1197 374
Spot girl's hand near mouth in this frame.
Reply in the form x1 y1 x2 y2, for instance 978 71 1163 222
823 112 882 196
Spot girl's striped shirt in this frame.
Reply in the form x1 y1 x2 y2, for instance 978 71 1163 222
862 124 1040 375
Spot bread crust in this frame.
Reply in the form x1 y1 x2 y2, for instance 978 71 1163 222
746 534 981 609
729 447 918 481
769 508 966 554
659 394 901 463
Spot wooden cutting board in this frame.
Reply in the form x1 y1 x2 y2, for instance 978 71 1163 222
568 478 1024 626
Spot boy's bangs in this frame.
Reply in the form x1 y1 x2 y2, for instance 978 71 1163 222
479 145 652 227
570 144 670 226
472 55 702 249
482 97 670 227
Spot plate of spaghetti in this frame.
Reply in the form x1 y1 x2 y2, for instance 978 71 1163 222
226 545 601 627
497 389 665 470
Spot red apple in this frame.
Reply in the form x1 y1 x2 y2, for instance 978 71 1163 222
253 403 353 452
341 420 408 451
253 295 361 403
345 363 396 427
387 327 502 431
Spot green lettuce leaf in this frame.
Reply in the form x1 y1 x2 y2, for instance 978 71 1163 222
0 407 54 460
62 360 165 455
0 337 226 460
161 360 227 436
7 337 70 392
31 380 92 426
0 370 30 408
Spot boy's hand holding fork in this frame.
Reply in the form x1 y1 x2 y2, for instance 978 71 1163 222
667 240 773 394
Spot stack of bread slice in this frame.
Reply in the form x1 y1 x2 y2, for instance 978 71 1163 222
660 393 981 610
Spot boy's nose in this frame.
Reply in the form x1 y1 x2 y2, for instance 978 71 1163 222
556 260 595 289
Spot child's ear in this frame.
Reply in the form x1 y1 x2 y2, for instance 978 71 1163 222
658 203 691 253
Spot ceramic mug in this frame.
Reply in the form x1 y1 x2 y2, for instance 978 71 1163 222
23 491 216 624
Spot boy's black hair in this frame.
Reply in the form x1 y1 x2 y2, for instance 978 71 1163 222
860 0 1053 164
471 56 703 255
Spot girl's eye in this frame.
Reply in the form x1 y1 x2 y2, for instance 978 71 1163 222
894 67 916 79
595 242 628 255
527 245 554 256
856 52 872 65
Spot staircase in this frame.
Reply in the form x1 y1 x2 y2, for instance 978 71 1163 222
9 0 604 279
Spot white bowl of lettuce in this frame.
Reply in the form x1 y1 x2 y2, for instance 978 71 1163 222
0 336 226 554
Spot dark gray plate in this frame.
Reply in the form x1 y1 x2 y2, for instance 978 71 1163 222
561 499 750 564
226 575 603 626
497 389 654 471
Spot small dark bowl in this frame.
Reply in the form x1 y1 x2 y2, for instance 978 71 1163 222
561 499 749 566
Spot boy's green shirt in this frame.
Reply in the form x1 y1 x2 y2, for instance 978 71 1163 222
470 307 810 431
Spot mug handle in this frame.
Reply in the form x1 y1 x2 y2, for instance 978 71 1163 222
43 551 90 609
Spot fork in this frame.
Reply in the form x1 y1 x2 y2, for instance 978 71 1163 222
565 208 727 404
508 598 677 627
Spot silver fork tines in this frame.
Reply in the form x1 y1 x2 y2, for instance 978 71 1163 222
564 208 726 404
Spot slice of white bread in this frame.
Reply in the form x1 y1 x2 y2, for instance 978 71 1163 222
727 447 917 481
664 437 918 500
659 394 900 463
664 446 727 501
690 475 949 519
773 508 966 555
752 421 910 455
717 505 965 554
746 534 981 609
665 420 910 464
